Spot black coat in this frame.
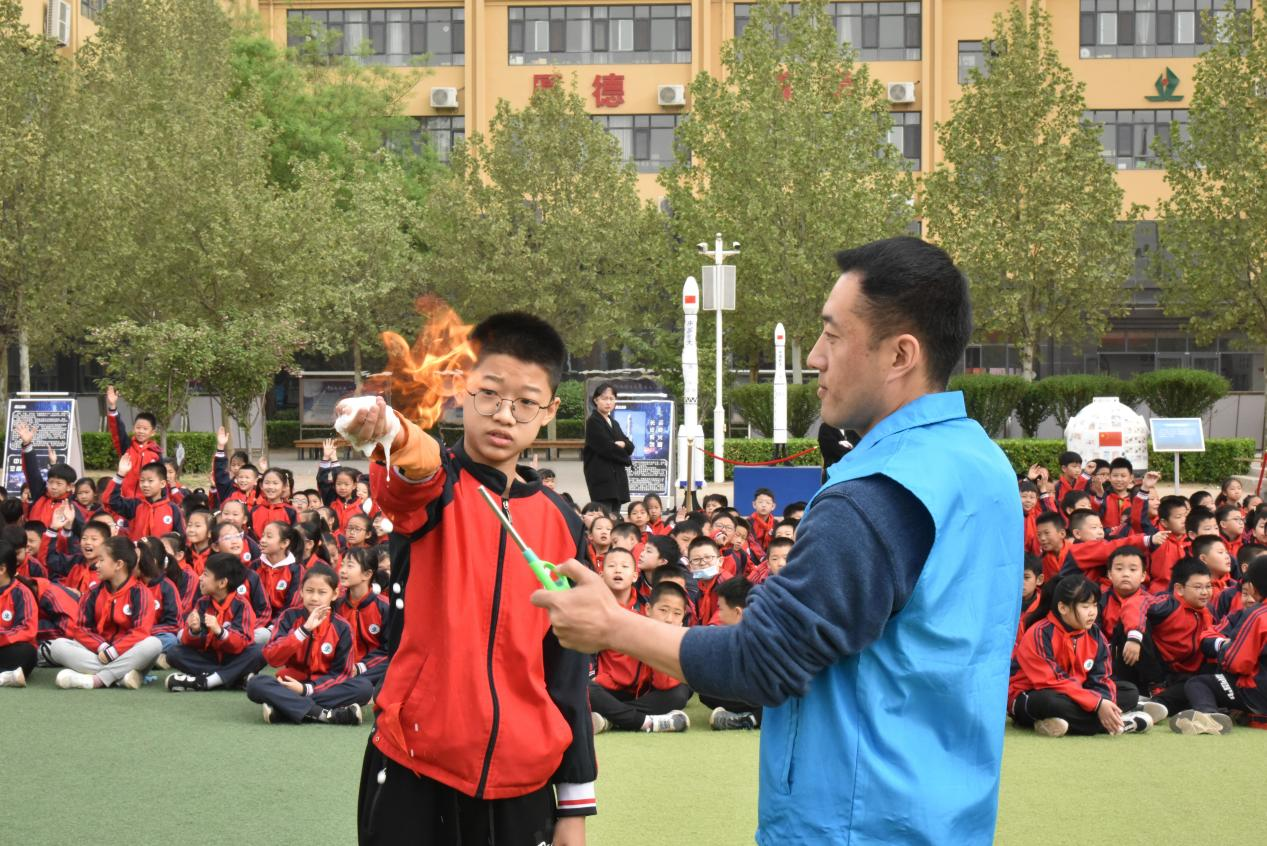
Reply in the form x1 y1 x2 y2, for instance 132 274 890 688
582 413 634 505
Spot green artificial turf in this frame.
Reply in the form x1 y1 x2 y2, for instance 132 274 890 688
7 671 1265 845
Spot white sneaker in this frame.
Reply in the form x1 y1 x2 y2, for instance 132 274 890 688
1138 700 1168 723
155 654 170 670
56 669 95 690
0 668 26 688
262 703 276 724
646 710 690 733
591 712 610 735
1121 710 1153 733
1033 717 1069 737
119 670 143 690
1169 709 1228 735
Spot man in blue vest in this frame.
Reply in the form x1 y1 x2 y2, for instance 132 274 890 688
534 236 1022 845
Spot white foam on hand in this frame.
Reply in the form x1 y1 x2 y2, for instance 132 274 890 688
334 396 402 473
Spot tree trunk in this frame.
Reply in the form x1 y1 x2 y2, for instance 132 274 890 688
1020 339 1037 382
17 324 30 394
353 338 363 389
791 339 803 385
0 339 8 407
260 392 270 460
749 360 759 384
1260 344 1267 454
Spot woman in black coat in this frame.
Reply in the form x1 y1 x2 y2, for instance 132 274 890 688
582 382 634 514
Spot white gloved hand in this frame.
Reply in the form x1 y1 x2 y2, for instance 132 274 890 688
334 396 402 473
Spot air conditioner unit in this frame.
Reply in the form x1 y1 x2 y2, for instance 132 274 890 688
887 82 916 104
657 84 686 107
430 87 459 109
45 0 71 46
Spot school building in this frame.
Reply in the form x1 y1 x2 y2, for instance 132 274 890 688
19 0 1264 399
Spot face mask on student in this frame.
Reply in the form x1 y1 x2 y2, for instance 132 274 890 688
694 565 719 581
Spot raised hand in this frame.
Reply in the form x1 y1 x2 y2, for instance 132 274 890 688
304 605 330 632
216 426 229 451
105 385 118 411
50 501 74 532
118 453 133 478
322 438 337 463
1141 470 1162 491
13 421 35 447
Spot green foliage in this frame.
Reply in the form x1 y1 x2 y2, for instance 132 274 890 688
730 384 775 436
1016 381 1056 437
81 433 118 472
787 384 822 438
661 0 914 362
1039 375 1137 428
551 419 585 439
948 374 1029 437
1131 368 1230 419
266 420 302 449
83 430 217 473
996 438 1254 484
919 3 1138 379
555 381 586 420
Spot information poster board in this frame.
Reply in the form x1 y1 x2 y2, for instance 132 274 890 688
299 373 358 428
613 395 676 500
4 396 82 497
1149 418 1206 453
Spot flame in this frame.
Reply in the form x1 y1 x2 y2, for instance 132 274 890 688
363 296 477 429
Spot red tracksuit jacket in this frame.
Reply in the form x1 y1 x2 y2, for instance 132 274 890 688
169 564 199 616
107 479 184 541
249 501 298 540
21 448 87 561
73 575 157 656
0 580 38 647
1059 533 1150 585
1014 591 1043 648
369 437 596 804
1211 603 1267 710
28 577 81 642
263 606 356 695
1213 583 1245 622
179 592 256 662
1009 612 1116 712
253 554 301 614
146 577 182 636
107 411 162 500
1145 595 1214 674
334 590 389 676
1098 585 1150 644
1148 534 1189 593
1101 490 1148 534
186 546 211 577
749 512 775 550
235 566 273 629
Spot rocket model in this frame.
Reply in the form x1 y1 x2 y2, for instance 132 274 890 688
677 276 706 501
772 322 788 454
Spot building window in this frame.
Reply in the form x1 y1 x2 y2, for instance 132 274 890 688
1078 0 1251 60
418 116 465 163
735 2 922 62
594 115 681 171
1086 109 1188 169
81 0 107 20
287 8 465 67
957 40 993 84
509 5 692 66
888 111 920 170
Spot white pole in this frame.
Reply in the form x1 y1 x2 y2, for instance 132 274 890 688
1173 452 1181 495
773 323 788 454
713 233 725 483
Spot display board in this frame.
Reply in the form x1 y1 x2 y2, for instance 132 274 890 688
299 373 358 429
1149 418 1206 453
4 395 82 497
613 395 676 500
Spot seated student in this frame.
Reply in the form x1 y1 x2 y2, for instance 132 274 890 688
1052 451 1089 505
1245 494 1263 513
707 512 752 582
748 488 777 552
589 580 691 734
644 494 671 536
255 521 303 618
220 461 261 511
1182 507 1219 550
2 525 45 581
1137 557 1217 721
107 455 184 541
781 501 807 522
1097 547 1159 693
600 547 643 615
731 516 765 563
686 536 725 625
1189 490 1215 513
163 458 188 506
636 535 679 601
1192 535 1234 593
760 536 794 581
217 500 262 563
1100 462 1155 535
651 563 696 626
212 521 272 643
701 493 728 518
1057 510 1163 586
343 513 376 553
14 422 83 559
1020 480 1044 557
1214 545 1263 622
245 563 365 725
183 509 215 577
1246 507 1267 550
164 552 266 692
610 522 639 555
1149 496 1191 592
1008 575 1153 736
625 501 651 540
1175 557 1267 735
1215 505 1245 561
74 478 103 519
668 520 700 566
587 514 614 572
1015 554 1044 647
318 445 368 538
249 469 298 539
580 502 610 530
104 385 162 500
1215 477 1245 510
136 537 184 658
0 540 38 688
20 521 52 579
334 548 389 686
701 577 764 731
158 531 198 618
771 518 798 543
45 518 111 595
300 489 322 512
47 537 162 690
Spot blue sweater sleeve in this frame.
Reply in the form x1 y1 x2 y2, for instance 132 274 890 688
679 474 935 707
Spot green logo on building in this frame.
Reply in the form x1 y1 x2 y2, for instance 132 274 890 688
1146 67 1183 102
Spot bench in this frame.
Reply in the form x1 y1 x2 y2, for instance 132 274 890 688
528 438 585 460
293 438 351 460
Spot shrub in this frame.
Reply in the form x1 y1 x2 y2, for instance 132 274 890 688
266 420 303 449
995 438 1254 483
552 418 584 439
948 374 1029 437
1131 368 1229 419
788 383 821 438
1016 381 1055 438
81 432 117 471
1040 375 1136 428
730 384 774 436
555 380 586 419
81 431 216 473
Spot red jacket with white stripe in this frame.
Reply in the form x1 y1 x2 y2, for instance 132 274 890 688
334 589 389 676
73 575 157 657
262 606 355 695
1008 613 1115 713
179 592 257 661
0 580 38 647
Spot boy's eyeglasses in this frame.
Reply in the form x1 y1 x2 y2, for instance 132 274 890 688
689 554 718 565
466 388 545 424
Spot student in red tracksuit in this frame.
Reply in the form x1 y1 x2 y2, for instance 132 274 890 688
587 514 613 574
249 469 298 540
1015 554 1045 648
1019 481 1045 557
1098 546 1155 689
709 513 752 582
246 563 368 724
45 537 162 689
158 532 198 616
136 537 184 660
1098 462 1156 535
1215 505 1245 561
0 540 38 687
254 522 303 618
350 314 597 846
1008 575 1153 736
644 494 672 536
14 422 84 561
1149 496 1192 593
1176 557 1267 734
687 536 725 625
317 450 368 540
44 519 112 596
700 576 765 731
1057 510 1163 586
3 524 46 582
1137 557 1217 721
1192 535 1235 593
107 455 184 541
748 488 777 552
212 521 273 643
216 500 263 563
104 385 162 500
335 548 390 687
164 552 266 692
1052 451 1090 505
24 574 81 644
591 578 692 734
634 535 678 602
1035 511 1072 583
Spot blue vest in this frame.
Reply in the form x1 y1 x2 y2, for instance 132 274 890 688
756 391 1022 845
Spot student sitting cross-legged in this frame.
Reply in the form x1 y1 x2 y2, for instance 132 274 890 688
164 552 266 693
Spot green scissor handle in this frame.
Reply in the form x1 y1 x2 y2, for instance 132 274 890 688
525 550 570 592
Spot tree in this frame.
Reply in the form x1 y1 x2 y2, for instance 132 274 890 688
919 2 1139 381
1154 5 1267 442
660 0 915 372
416 81 666 355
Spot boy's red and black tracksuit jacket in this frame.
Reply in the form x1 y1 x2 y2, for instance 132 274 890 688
1008 612 1116 713
1201 603 1267 713
170 563 199 615
1098 586 1150 644
334 590 389 676
1058 533 1151 586
262 606 355 695
107 411 162 500
1144 595 1214 675
73 575 157 657
235 565 273 630
18 555 47 581
1148 533 1189 594
317 463 368 537
186 546 211 577
107 477 184 541
593 595 680 697
211 451 256 510
1100 489 1149 535
370 432 597 813
21 447 86 560
249 501 298 541
253 553 302 615
1053 472 1091 510
1014 591 1043 649
179 593 257 662
28 577 82 642
0 580 38 648
749 512 775 551
1213 583 1245 622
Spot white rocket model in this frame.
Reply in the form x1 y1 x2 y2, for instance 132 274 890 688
677 276 706 501
772 323 788 450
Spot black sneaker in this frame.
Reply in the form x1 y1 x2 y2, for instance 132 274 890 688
709 707 759 731
164 672 207 692
319 704 363 726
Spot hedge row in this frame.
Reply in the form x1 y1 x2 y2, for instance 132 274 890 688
82 431 217 473
995 438 1256 484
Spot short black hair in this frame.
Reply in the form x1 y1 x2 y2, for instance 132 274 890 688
0 499 23 526
538 468 556 480
581 502 611 517
0 539 17 579
1158 495 1188 522
1245 556 1267 598
649 580 689 608
1018 480 1038 495
687 536 719 555
1058 451 1082 467
1190 535 1225 559
604 546 635 567
1109 457 1133 473
140 461 167 481
471 312 567 392
46 463 77 485
1238 544 1266 566
753 488 775 502
783 501 807 517
646 535 678 564
716 576 752 610
1068 510 1100 533
835 237 972 388
774 517 799 534
703 493 729 509
1061 490 1092 512
1107 545 1147 570
1171 556 1210 587
2 525 26 550
669 520 702 538
1023 553 1042 575
611 522 640 543
590 381 617 402
767 536 794 555
1215 504 1242 524
135 412 158 428
1189 490 1214 510
1186 507 1217 535
204 552 246 592
650 562 690 585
